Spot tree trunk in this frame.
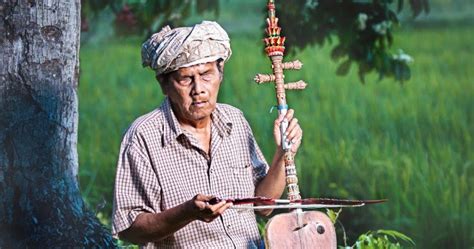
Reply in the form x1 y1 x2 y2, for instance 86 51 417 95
0 1 114 247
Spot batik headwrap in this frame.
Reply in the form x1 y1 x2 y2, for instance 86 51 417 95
141 21 232 75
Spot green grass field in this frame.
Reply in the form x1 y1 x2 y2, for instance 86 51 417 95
78 24 473 248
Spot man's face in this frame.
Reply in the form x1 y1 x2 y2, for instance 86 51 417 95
161 61 223 125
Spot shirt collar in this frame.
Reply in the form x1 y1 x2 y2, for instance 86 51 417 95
161 97 232 147
212 104 233 137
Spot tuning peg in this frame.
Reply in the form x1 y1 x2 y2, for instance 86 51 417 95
284 80 307 90
254 73 276 84
282 60 303 70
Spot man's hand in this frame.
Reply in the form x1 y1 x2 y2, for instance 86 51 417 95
187 194 233 223
273 109 303 155
119 194 233 243
254 109 303 216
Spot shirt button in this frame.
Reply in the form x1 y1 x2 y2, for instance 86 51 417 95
227 224 231 229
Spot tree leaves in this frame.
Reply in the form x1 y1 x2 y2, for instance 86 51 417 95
81 0 220 36
275 0 428 83
408 0 430 17
81 0 427 83
393 61 411 82
331 44 347 61
337 59 352 76
397 0 404 12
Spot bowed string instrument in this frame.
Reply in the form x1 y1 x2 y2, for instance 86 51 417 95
216 1 387 248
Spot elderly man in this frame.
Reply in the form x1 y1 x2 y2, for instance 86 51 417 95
112 21 302 248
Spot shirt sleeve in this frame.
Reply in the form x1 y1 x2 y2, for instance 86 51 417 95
112 141 161 237
242 116 269 186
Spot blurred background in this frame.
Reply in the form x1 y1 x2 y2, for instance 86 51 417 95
78 0 473 247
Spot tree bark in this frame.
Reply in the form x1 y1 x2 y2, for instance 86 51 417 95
0 1 114 247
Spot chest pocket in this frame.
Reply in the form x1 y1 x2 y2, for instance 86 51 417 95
230 155 255 198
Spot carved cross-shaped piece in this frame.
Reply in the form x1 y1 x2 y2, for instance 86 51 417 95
253 0 309 202
254 59 307 90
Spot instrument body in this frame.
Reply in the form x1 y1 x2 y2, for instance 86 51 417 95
265 211 336 249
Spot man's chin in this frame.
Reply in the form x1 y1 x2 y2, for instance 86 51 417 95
187 111 211 122
188 107 214 119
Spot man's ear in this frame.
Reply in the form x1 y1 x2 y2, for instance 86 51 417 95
217 60 225 80
217 59 225 72
156 74 167 95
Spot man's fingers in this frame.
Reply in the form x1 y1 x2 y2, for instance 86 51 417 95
215 202 233 214
274 109 304 152
287 126 302 143
194 194 214 202
280 109 295 131
201 201 232 223
209 200 227 211
284 109 294 121
191 195 233 223
285 118 299 138
192 194 215 211
211 202 233 219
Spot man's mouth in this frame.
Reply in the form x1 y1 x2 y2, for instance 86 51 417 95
192 101 207 107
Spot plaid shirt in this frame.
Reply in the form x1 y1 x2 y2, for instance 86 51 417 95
112 98 269 248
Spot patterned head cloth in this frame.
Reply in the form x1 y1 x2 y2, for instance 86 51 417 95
141 21 232 75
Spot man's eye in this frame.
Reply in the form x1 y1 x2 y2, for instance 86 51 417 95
201 73 213 81
178 77 192 85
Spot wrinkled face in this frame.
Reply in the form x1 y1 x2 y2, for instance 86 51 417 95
160 61 223 125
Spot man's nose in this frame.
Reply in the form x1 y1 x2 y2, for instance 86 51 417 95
191 77 206 95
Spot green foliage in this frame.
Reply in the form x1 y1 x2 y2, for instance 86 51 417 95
276 0 428 83
78 25 474 248
81 0 219 35
81 0 430 82
327 208 343 224
330 208 414 248
330 209 414 248
346 230 415 249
